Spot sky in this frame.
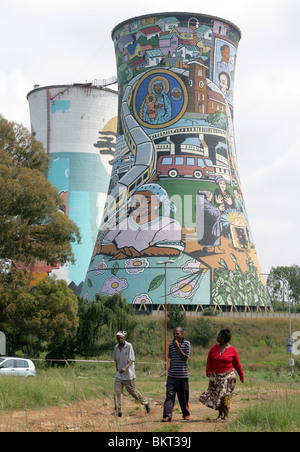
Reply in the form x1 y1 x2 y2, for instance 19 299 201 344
1 0 299 277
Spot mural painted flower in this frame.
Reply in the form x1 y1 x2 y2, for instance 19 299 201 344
171 277 199 300
100 277 128 296
83 291 89 300
133 294 152 305
125 258 150 274
182 259 205 274
95 258 108 275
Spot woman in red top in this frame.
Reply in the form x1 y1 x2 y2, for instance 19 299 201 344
199 329 244 422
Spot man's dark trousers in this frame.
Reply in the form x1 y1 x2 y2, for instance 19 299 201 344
163 376 190 420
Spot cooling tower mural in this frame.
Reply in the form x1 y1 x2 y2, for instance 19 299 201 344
27 84 118 294
81 13 270 309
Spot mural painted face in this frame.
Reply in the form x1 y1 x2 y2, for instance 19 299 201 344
129 191 160 224
219 72 230 94
82 13 270 310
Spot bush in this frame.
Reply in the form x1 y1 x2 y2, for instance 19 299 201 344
189 318 216 347
203 307 219 316
130 318 164 357
167 305 187 330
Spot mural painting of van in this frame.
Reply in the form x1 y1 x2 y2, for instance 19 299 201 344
157 155 215 180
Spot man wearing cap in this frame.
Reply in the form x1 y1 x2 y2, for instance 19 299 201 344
113 331 150 417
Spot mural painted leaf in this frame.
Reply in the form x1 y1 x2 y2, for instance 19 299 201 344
227 294 233 305
230 254 238 264
148 274 165 292
111 262 120 276
87 278 93 288
219 259 228 269
169 252 184 264
214 294 224 305
212 287 218 297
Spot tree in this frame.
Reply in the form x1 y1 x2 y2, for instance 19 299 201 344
0 270 78 355
267 265 300 306
74 294 135 357
208 112 228 130
0 115 50 176
0 115 81 265
190 317 216 347
167 305 186 330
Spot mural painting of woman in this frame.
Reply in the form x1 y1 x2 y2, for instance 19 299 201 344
214 175 234 211
142 78 172 125
197 190 225 256
98 184 185 260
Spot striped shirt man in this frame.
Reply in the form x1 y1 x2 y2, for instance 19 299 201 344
168 338 191 378
163 327 191 422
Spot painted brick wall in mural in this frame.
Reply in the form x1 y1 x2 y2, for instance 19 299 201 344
81 13 270 309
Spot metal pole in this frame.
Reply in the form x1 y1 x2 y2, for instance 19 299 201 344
286 280 293 375
164 261 168 376
157 259 174 377
287 281 292 340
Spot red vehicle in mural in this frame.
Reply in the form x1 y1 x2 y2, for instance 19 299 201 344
157 155 215 179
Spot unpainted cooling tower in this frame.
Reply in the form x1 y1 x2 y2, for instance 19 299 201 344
27 83 118 294
81 13 270 311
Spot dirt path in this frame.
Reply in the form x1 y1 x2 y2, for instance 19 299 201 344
0 390 249 432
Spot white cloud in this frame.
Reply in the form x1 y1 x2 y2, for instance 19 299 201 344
0 72 6 96
0 69 32 126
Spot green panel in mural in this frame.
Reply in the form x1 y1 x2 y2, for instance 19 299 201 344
81 13 270 310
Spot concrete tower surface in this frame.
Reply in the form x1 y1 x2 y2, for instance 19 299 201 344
81 13 270 311
27 83 118 294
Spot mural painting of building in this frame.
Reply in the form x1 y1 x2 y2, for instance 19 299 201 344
81 13 270 311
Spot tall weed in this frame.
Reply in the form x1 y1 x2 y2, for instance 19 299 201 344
227 391 300 432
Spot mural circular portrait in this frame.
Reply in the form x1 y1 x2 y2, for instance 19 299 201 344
132 69 188 129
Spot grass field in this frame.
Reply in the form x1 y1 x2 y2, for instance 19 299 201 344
0 316 300 432
225 391 300 432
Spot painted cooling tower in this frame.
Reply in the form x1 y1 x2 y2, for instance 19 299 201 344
81 13 270 311
27 83 118 294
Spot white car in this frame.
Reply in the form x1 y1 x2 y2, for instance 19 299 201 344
0 357 36 377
